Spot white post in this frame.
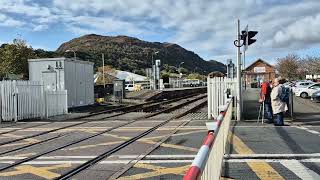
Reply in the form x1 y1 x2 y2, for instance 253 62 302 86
237 19 242 121
102 53 105 89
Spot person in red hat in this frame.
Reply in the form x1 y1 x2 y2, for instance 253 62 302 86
259 80 273 123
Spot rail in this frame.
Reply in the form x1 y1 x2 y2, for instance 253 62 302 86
184 98 233 180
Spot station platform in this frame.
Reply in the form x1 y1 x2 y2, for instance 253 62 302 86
222 88 320 179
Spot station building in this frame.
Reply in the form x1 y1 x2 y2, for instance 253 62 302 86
28 57 94 107
244 59 276 86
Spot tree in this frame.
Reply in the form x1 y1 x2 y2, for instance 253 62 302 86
0 39 36 79
187 73 205 80
302 56 320 75
276 54 303 80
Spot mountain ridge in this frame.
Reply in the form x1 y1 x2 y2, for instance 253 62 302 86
56 34 226 75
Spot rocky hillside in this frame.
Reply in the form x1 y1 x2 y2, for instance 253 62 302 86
56 34 226 75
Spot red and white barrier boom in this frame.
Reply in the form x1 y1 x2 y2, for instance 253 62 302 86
184 99 233 180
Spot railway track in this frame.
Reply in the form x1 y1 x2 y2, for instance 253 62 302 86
0 94 206 177
0 94 199 145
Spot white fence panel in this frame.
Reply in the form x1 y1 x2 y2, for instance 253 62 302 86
45 90 68 118
207 77 236 119
16 81 45 120
0 80 68 122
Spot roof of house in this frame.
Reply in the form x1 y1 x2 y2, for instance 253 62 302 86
28 57 94 65
245 59 274 71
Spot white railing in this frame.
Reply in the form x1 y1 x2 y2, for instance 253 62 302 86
45 90 68 118
0 80 68 122
184 99 233 180
201 100 233 180
207 77 236 119
16 81 45 120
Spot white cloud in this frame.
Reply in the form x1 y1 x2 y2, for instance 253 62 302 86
0 13 25 27
33 24 49 31
1 0 320 64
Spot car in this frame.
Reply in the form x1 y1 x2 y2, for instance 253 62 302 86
292 81 316 93
295 83 320 98
125 84 135 91
311 90 320 102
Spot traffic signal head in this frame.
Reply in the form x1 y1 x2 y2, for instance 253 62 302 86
247 31 258 45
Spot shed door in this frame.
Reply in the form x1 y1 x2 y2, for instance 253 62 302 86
42 72 57 91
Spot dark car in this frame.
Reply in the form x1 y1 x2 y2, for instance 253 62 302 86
311 90 320 103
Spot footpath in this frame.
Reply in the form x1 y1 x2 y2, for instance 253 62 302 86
222 88 320 180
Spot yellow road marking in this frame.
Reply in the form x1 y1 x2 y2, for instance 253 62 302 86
118 163 190 180
12 127 206 133
229 132 284 179
65 140 124 151
3 134 40 144
14 153 36 157
67 130 204 151
0 163 71 179
105 133 198 152
1 142 31 148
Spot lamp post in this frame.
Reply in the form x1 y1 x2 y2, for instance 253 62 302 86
65 50 76 60
151 51 159 90
178 62 184 88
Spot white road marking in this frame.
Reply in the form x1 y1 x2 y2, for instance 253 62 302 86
225 153 320 158
293 125 320 136
225 158 320 163
0 159 319 165
280 160 320 179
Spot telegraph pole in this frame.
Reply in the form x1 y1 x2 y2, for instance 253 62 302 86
236 19 242 121
102 53 105 88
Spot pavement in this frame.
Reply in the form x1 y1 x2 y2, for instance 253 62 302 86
222 88 320 180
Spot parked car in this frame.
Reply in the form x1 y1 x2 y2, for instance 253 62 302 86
295 83 320 98
311 90 320 102
125 84 135 91
292 81 316 93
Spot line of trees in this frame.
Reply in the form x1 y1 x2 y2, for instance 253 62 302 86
276 54 320 80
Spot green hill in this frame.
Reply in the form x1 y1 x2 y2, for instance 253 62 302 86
56 34 226 75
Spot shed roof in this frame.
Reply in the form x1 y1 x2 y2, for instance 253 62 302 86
28 57 94 65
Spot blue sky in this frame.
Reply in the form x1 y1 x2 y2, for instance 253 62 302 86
1 0 320 66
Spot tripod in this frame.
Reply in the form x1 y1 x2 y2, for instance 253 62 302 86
257 101 265 124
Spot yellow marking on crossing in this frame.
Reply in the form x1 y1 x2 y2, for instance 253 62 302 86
65 140 124 151
67 130 205 151
14 153 36 157
0 163 72 179
118 163 190 180
105 133 198 152
1 142 31 147
15 126 206 133
142 129 207 140
229 132 284 180
2 134 40 143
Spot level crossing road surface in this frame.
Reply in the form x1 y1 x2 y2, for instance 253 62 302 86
222 88 320 180
0 89 319 179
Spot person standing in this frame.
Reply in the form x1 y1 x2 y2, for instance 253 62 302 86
259 81 273 123
271 78 288 126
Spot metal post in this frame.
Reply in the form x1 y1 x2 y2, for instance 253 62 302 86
236 19 242 121
102 53 105 89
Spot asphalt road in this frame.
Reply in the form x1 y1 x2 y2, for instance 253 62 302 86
222 88 320 180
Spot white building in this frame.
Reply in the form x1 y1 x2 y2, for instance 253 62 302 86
28 57 94 107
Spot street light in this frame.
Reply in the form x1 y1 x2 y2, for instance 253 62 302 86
178 62 184 88
151 51 159 90
65 50 76 60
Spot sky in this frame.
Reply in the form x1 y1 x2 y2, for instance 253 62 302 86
1 0 320 66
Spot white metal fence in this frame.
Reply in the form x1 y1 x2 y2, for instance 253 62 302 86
0 81 68 122
207 77 237 119
201 100 233 180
